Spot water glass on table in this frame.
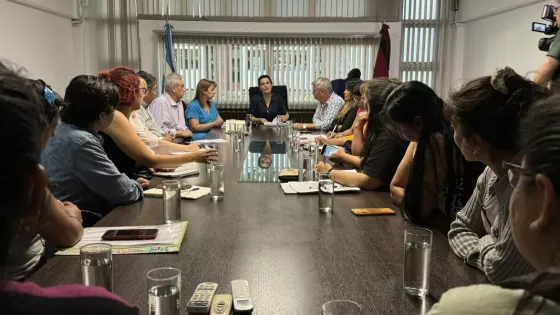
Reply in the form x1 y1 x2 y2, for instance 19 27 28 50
403 227 433 296
302 155 315 181
147 267 181 315
210 163 224 200
81 243 112 292
205 144 218 172
244 114 252 135
318 172 334 213
292 131 300 152
286 121 293 139
162 180 181 223
236 124 244 143
231 133 240 152
322 300 362 315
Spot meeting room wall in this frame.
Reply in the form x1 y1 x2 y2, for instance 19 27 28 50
451 0 549 90
0 0 78 94
137 20 402 82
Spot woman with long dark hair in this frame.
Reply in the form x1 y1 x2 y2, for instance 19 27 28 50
249 75 289 124
426 91 560 315
385 81 483 234
446 67 551 284
316 78 407 190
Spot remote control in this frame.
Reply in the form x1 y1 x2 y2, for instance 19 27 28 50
210 294 233 315
186 282 218 314
231 279 253 313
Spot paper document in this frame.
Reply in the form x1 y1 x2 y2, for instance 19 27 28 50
194 139 228 144
280 181 361 194
55 221 188 255
153 167 199 178
144 186 210 200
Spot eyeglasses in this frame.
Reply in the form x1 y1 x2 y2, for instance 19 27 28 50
502 161 534 188
138 88 147 96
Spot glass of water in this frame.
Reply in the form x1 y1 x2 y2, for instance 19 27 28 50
245 114 252 135
292 131 300 152
318 172 334 213
205 144 218 172
303 155 315 181
210 163 224 200
403 227 433 296
163 180 181 223
81 243 112 292
236 124 244 143
147 267 181 315
232 132 240 152
287 121 293 139
322 300 362 315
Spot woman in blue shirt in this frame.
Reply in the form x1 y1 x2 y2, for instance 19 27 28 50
185 79 224 140
249 75 289 124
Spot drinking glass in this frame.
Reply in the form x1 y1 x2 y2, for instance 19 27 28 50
81 243 113 292
205 144 218 172
302 155 315 181
232 133 240 152
147 267 181 315
318 173 334 213
245 114 252 135
286 121 293 139
322 300 362 315
403 228 433 296
236 123 244 143
162 180 181 223
292 131 300 153
210 163 225 200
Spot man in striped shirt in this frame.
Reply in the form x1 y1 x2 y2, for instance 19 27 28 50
293 77 345 131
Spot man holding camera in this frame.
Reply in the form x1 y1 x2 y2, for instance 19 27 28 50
535 4 560 87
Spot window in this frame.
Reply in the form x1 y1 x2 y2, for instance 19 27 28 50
400 0 438 88
163 35 378 109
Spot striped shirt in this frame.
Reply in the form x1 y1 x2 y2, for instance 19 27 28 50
448 167 534 284
1 280 138 314
312 92 345 131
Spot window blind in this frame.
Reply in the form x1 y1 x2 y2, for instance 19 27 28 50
164 35 378 109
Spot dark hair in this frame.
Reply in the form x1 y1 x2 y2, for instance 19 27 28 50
360 78 402 170
385 81 473 223
352 82 362 97
347 68 361 80
138 70 157 89
345 79 362 93
98 66 139 107
0 62 44 264
61 75 119 128
446 67 551 153
258 75 273 87
27 79 65 127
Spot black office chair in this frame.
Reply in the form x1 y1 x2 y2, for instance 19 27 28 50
248 85 289 111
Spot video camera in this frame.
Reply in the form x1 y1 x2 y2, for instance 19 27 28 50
532 5 559 51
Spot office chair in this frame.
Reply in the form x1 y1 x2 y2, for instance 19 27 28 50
248 85 289 111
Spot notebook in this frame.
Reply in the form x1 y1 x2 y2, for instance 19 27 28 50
152 167 199 178
144 186 211 200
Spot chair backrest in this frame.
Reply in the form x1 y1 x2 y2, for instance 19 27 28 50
331 79 345 99
248 85 289 111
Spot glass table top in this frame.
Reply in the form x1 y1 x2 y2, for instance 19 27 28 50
238 141 291 183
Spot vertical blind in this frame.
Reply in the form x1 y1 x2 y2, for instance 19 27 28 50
400 0 456 97
163 36 378 109
139 0 400 21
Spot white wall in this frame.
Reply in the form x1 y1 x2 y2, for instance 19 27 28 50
454 0 550 85
138 20 401 80
0 0 76 93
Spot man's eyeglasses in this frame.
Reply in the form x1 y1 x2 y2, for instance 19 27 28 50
138 88 147 96
502 161 535 188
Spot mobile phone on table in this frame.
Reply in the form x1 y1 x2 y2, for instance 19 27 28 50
321 144 339 157
101 229 159 241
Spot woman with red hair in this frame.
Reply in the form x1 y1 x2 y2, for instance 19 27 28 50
98 66 217 179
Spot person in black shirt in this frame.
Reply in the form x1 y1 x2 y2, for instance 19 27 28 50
249 75 288 124
328 79 361 133
316 78 407 190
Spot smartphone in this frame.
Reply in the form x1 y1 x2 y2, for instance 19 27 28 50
101 229 159 241
351 208 396 216
321 145 339 158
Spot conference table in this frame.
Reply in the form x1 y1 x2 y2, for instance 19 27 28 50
31 127 486 314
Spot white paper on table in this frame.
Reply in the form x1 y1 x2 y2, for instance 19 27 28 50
280 183 298 194
298 134 323 145
71 222 187 247
144 186 210 199
194 139 228 144
284 181 360 194
153 167 199 177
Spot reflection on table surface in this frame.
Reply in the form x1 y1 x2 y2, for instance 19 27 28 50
239 140 290 183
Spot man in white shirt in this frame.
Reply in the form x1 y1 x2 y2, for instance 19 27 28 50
135 71 174 142
293 77 344 131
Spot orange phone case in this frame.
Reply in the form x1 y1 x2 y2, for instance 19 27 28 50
351 208 396 216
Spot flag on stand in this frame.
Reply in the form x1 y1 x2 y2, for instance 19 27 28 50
373 24 391 78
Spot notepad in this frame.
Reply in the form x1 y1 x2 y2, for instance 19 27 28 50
55 221 188 255
144 186 211 200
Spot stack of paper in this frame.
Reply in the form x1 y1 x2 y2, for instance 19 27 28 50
144 186 211 200
280 181 360 194
55 221 188 255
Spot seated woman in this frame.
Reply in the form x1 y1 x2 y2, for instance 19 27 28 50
384 81 483 235
186 79 224 140
316 81 369 167
250 75 289 124
0 63 138 314
41 75 145 221
316 78 408 190
328 79 361 133
6 79 84 280
98 67 218 179
426 94 560 315
446 67 550 283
